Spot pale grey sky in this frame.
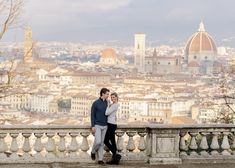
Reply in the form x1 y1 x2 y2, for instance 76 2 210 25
2 0 235 46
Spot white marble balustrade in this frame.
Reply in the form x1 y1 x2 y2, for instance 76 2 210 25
0 125 148 164
0 124 235 165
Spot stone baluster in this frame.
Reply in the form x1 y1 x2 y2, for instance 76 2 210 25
45 132 56 159
33 133 44 159
232 132 235 155
126 131 136 160
179 132 188 156
79 131 90 160
9 133 19 159
126 131 136 152
199 132 209 156
210 132 220 155
138 131 147 161
116 131 124 153
189 132 198 156
57 132 67 158
221 132 231 155
138 132 146 152
22 133 32 159
0 133 8 159
68 132 79 159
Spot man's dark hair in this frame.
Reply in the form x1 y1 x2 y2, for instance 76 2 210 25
100 88 110 97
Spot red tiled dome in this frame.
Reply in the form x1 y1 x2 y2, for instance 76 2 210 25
101 48 117 59
185 22 217 55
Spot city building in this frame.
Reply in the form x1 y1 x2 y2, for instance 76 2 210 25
145 49 182 74
70 94 95 116
30 93 54 113
71 71 111 85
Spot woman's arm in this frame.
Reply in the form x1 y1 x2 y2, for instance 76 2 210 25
105 103 119 116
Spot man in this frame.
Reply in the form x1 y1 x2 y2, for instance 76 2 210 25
90 88 109 165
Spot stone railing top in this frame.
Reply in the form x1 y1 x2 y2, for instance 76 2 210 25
148 124 235 129
0 124 235 130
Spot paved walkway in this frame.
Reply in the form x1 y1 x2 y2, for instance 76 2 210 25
1 163 235 168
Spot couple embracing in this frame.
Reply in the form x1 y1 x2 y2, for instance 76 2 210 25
90 88 121 165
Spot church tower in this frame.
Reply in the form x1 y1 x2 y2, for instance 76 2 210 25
134 33 146 72
24 26 33 62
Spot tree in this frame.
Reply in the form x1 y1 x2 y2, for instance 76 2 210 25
215 65 235 123
0 0 24 40
0 0 24 97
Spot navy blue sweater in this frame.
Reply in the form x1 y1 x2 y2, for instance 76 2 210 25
90 98 108 127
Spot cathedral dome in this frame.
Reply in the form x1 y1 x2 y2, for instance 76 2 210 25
101 48 117 59
185 22 217 56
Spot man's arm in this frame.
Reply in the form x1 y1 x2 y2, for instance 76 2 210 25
90 102 96 127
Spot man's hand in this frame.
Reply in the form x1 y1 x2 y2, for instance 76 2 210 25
91 127 96 134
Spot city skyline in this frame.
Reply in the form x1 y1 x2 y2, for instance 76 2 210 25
1 0 235 47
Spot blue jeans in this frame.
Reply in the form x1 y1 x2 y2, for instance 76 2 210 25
91 125 107 161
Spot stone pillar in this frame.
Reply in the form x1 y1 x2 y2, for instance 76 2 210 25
210 132 220 155
179 132 188 156
68 132 79 159
78 131 90 162
188 132 199 156
116 130 124 153
45 132 56 160
22 133 32 159
9 133 20 160
57 132 67 158
149 128 181 165
232 131 235 155
137 131 147 161
0 133 8 159
199 132 209 156
33 133 44 159
221 132 231 155
126 131 136 160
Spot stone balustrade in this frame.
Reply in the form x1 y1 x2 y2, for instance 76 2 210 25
0 124 235 165
179 125 235 158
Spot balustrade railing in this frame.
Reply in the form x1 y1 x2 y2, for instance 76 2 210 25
179 125 235 158
0 124 235 165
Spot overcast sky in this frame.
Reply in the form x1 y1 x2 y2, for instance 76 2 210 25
2 0 235 46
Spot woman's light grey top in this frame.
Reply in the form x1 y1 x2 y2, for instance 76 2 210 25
105 103 119 125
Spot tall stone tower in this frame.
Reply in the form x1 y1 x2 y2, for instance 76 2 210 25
24 26 33 62
134 33 146 72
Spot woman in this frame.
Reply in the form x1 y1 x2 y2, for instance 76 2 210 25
104 92 121 165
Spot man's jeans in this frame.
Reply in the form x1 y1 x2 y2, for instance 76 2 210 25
91 125 107 161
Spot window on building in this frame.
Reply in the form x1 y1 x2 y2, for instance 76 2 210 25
205 56 208 60
194 55 197 59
